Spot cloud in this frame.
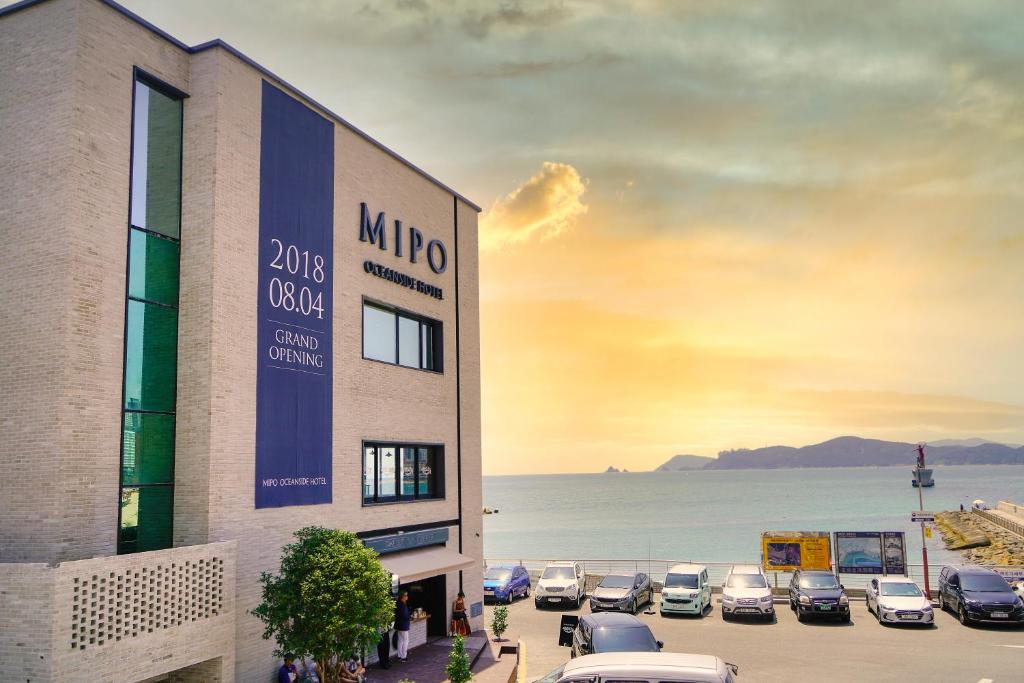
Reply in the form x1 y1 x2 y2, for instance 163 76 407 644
459 1 571 39
480 162 589 249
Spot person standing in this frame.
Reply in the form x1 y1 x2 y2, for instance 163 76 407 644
394 590 411 662
376 622 392 669
277 653 298 683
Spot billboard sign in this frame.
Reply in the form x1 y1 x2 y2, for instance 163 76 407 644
834 532 906 575
882 532 906 575
761 531 832 571
835 532 883 574
254 81 335 508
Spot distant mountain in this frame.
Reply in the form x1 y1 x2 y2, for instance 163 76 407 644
604 466 621 473
663 436 1024 470
929 438 1021 448
656 454 716 471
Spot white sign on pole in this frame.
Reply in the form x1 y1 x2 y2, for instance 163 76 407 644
911 511 935 523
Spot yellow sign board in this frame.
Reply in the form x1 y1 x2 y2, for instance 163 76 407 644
762 531 832 571
925 526 932 539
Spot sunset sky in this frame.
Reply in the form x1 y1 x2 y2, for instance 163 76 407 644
93 1 1024 474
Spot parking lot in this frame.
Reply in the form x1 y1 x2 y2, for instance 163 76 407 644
485 595 1024 682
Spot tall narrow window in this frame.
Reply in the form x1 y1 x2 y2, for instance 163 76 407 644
119 74 183 555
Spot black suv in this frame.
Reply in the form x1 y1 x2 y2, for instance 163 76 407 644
570 612 663 658
938 565 1024 626
788 570 850 623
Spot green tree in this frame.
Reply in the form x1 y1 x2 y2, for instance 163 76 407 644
253 527 394 683
491 605 509 642
445 634 473 683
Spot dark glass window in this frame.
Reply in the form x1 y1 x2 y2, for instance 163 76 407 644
130 81 182 238
119 72 183 555
362 301 442 372
363 443 443 504
119 485 173 554
121 412 174 485
123 300 178 413
128 228 179 306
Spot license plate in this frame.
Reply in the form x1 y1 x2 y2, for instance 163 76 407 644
898 614 919 620
818 604 832 611
991 612 1008 618
549 597 562 602
736 608 757 613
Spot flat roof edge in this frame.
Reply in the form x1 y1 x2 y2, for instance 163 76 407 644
0 0 482 213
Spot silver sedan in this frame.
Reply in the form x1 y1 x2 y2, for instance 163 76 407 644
865 577 934 626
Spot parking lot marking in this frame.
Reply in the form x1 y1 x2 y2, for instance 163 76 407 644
977 678 993 683
994 644 1024 649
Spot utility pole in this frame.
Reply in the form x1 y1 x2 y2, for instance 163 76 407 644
915 444 931 600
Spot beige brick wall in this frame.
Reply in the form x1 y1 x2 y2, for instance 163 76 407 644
1 1 483 681
0 541 236 683
0 0 79 564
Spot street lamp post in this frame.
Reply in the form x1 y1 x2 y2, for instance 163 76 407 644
915 444 931 600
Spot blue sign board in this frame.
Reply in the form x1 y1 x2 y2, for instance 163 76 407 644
363 528 450 555
255 82 334 508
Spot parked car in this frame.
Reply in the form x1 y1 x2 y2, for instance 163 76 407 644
788 570 850 623
483 565 530 604
536 561 586 608
721 565 774 622
540 652 739 683
590 572 653 614
938 565 1024 626
660 563 712 617
865 577 933 626
569 612 663 658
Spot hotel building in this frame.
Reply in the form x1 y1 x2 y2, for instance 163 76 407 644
0 0 483 680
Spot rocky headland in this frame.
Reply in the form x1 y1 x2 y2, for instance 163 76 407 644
935 510 1024 565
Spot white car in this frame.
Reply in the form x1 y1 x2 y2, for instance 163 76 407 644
660 563 712 617
537 652 738 683
535 561 586 608
865 577 934 626
721 565 775 621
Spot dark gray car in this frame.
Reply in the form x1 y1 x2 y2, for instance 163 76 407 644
570 612 663 658
589 572 654 614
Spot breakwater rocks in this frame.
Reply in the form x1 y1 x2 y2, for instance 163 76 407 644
935 511 1024 565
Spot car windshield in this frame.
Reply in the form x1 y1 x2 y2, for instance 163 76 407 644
542 566 575 580
485 569 512 582
664 573 699 588
799 575 839 589
880 582 922 597
600 575 635 589
961 574 1011 592
533 664 565 683
592 627 659 653
727 574 767 588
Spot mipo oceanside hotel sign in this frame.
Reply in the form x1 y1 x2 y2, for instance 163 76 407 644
359 202 447 300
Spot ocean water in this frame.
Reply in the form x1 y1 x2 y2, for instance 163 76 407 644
482 466 1024 566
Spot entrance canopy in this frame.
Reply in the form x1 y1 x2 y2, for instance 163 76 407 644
379 545 475 584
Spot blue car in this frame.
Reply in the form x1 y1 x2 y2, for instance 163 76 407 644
484 565 531 604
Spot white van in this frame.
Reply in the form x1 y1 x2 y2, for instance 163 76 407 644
540 652 738 683
660 563 711 616
536 561 586 608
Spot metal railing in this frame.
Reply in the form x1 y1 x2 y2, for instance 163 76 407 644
974 508 1024 539
485 557 1021 594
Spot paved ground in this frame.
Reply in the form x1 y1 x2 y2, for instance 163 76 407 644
486 594 1024 683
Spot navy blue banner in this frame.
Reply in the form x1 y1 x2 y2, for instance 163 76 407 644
255 82 334 508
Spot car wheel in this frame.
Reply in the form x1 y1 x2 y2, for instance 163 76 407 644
631 599 638 614
796 609 805 623
958 604 971 626
722 610 730 622
938 593 945 611
876 606 882 624
789 598 796 611
841 613 851 624
525 585 530 598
